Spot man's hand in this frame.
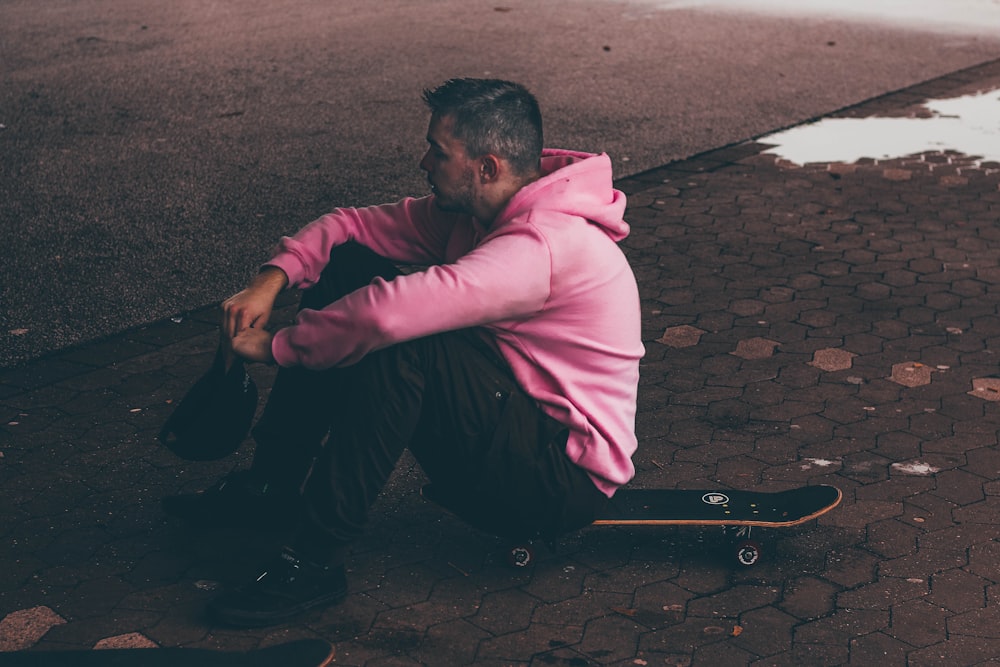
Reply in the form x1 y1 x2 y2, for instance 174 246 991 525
230 327 276 364
222 267 288 340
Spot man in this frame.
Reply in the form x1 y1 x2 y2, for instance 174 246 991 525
164 78 644 627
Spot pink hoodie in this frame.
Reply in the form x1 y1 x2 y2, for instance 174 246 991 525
265 149 644 495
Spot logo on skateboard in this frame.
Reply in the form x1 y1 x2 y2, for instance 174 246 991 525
702 492 730 505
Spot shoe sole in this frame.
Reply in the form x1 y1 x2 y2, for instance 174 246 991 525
208 589 347 628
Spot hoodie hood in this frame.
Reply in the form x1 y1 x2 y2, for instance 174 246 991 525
496 148 630 242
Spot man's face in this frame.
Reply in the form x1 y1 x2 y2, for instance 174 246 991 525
419 114 478 215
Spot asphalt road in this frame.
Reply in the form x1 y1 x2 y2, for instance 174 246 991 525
2 0 999 368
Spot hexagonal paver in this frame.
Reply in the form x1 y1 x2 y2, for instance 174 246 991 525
968 377 1000 401
731 338 780 360
0 606 66 651
809 348 857 371
890 362 933 387
657 325 706 348
93 633 159 649
883 168 913 181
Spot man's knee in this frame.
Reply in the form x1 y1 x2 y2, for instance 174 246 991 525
328 243 400 290
301 243 401 310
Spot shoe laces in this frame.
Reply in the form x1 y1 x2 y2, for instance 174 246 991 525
256 548 322 586
214 470 270 497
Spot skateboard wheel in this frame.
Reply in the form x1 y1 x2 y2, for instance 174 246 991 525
736 540 761 566
508 545 534 568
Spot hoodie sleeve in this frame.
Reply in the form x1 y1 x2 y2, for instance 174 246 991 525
271 218 552 369
265 196 459 289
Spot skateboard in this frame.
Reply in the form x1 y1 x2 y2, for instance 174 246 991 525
506 485 842 567
0 638 334 667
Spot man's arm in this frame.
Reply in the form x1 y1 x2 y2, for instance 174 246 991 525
271 227 552 369
227 197 457 366
222 266 288 340
267 198 456 290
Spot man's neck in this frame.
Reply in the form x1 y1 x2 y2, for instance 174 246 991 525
477 171 541 227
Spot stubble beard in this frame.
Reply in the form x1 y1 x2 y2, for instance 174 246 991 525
432 167 477 216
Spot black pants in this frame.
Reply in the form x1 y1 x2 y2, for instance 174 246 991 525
249 243 607 548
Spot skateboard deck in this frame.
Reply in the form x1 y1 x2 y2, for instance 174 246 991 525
423 483 841 567
0 638 334 667
594 485 842 527
506 485 840 567
549 484 843 567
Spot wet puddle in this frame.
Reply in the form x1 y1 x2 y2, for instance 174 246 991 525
758 88 1000 166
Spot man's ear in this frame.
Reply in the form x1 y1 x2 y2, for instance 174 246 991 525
479 155 501 183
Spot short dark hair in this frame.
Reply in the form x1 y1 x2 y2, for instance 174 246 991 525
422 78 543 175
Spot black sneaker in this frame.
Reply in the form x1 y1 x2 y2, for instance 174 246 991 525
162 470 298 530
207 547 348 627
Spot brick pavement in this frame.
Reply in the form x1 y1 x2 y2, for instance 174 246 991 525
2 59 1000 666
